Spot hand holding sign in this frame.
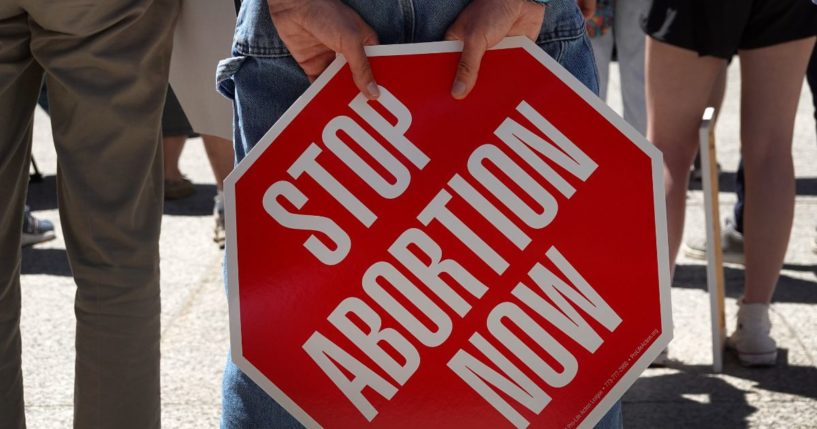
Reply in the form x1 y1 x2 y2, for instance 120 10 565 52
268 0 381 99
269 0 549 101
445 0 545 99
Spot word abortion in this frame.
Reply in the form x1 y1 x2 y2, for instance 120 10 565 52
263 86 622 428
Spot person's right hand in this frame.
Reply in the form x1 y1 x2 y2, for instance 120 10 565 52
267 0 381 99
444 0 546 100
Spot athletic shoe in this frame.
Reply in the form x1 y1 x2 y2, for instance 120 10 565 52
22 206 56 247
726 300 777 367
164 176 195 200
683 217 744 264
214 191 225 249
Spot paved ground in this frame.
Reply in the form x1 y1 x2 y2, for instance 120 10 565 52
19 58 817 428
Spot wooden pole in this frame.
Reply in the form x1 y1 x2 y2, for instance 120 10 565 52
698 107 726 373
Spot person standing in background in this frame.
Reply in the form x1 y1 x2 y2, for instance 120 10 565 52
684 44 817 261
165 0 238 248
644 0 817 367
0 0 177 427
162 86 234 248
587 0 650 135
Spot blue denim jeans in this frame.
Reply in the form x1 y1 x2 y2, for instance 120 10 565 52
217 0 617 427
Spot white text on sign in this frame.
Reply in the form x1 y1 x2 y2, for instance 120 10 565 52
264 86 621 427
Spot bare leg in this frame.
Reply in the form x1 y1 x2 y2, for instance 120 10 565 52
163 135 187 182
645 38 726 274
693 67 728 173
708 67 728 123
201 135 234 191
738 37 816 304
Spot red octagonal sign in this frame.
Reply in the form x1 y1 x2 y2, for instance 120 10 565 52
225 38 672 429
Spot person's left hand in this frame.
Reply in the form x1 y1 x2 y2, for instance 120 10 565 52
444 0 546 99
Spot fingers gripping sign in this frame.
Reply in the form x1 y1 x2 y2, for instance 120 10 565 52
268 0 381 99
445 0 546 99
269 0 549 101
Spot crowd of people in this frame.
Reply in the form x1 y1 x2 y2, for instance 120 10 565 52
3 0 816 428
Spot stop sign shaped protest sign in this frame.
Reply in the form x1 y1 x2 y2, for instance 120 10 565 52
225 38 672 428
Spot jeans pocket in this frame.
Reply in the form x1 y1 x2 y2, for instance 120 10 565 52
536 0 587 45
216 55 247 100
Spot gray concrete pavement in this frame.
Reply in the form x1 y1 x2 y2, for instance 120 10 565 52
18 59 817 428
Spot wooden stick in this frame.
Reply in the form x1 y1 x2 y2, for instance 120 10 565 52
698 107 726 373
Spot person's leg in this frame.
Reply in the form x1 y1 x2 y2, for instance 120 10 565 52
162 87 196 199
202 135 234 191
808 44 817 253
646 38 726 274
738 37 815 304
202 134 233 247
807 33 817 124
163 136 187 182
691 67 727 177
613 0 650 135
733 160 745 233
0 8 44 427
218 54 310 429
28 0 178 426
590 29 613 101
594 401 623 429
683 66 747 263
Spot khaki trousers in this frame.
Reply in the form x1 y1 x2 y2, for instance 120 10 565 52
0 0 177 427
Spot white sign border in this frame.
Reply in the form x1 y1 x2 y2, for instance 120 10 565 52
224 36 673 429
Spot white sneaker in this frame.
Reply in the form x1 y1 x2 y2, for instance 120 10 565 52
683 217 744 264
726 301 777 367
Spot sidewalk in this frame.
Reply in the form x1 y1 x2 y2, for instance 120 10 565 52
19 59 817 428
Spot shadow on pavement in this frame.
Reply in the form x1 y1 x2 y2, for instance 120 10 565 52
674 264 817 304
624 349 817 428
724 349 817 400
688 173 817 196
21 247 72 277
26 175 58 211
624 369 755 429
163 184 217 216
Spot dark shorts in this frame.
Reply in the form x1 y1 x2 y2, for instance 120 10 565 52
162 86 196 137
643 0 817 59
